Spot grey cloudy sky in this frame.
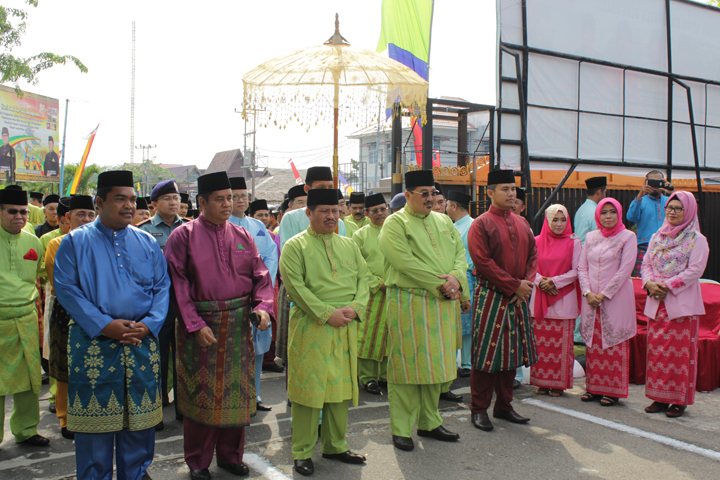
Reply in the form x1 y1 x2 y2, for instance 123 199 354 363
8 0 496 171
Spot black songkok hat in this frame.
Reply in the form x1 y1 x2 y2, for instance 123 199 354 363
180 193 189 204
307 189 339 207
487 169 516 185
279 198 290 212
136 197 149 210
0 187 28 205
349 192 365 204
187 199 193 210
229 176 247 190
515 187 526 202
305 166 333 184
435 182 444 196
192 209 200 219
57 197 70 217
69 195 95 211
405 170 435 189
337 189 345 200
197 172 231 195
288 184 307 200
447 190 472 206
365 193 386 209
43 194 60 206
29 191 43 201
585 176 607 190
150 179 180 201
1 127 8 135
249 199 269 215
97 170 134 189
48 135 54 142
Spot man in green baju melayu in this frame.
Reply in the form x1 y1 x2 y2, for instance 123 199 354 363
280 188 370 476
352 193 390 395
0 187 49 447
344 192 370 237
378 169 471 452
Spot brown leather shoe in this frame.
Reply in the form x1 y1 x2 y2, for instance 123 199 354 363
666 405 687 418
644 402 669 414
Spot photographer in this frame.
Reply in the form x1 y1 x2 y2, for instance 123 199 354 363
626 170 673 276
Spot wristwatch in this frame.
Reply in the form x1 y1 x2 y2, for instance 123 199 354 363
582 290 591 297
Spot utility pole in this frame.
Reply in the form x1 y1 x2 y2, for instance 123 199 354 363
130 22 136 165
135 144 156 195
234 108 263 197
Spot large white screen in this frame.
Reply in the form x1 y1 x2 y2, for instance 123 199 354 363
671 1 720 81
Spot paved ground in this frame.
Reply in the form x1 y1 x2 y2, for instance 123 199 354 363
2 370 720 480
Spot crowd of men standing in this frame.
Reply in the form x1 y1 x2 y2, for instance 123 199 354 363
0 164 709 480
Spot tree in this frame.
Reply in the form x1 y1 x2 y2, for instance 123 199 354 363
709 1 720 6
1 1 87 95
115 160 174 195
61 163 103 195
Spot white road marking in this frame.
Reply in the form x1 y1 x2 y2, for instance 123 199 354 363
243 453 292 480
523 398 720 462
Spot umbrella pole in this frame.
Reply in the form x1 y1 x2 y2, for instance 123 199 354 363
333 80 339 233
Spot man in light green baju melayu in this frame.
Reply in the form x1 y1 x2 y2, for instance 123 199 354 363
378 169 471 452
280 188 370 476
344 192 370 237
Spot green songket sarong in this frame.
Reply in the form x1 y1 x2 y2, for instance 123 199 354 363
67 320 163 433
386 287 461 385
357 289 388 361
176 297 256 427
0 302 41 396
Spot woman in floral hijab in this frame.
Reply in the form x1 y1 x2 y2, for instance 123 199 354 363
641 191 709 418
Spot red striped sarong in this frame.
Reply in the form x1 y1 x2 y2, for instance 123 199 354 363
530 317 575 390
645 307 699 406
586 312 630 398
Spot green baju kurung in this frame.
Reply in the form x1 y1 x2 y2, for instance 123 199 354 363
280 227 370 459
0 227 44 443
352 222 389 384
378 207 469 437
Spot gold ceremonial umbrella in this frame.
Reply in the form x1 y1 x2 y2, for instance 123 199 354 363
243 14 429 191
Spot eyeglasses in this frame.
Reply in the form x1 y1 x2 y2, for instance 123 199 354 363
368 207 387 215
410 190 440 198
665 206 684 213
1 208 29 216
232 194 249 201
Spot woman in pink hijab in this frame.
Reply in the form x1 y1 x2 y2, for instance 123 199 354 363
641 191 708 418
529 205 581 397
578 198 637 406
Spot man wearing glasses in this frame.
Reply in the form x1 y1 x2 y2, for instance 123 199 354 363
228 176 279 407
627 170 674 277
0 187 49 447
138 179 188 423
352 193 390 395
378 170 470 452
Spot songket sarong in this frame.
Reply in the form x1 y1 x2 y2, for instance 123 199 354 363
632 244 648 278
386 286 460 385
585 312 630 398
176 297 256 427
645 307 699 406
67 320 162 433
530 317 575 390
287 301 358 409
276 283 291 363
49 298 71 383
357 289 388 362
0 302 41 396
461 273 476 337
42 287 54 361
36 280 44 346
472 281 537 373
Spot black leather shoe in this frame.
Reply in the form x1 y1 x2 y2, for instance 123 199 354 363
459 368 471 378
42 373 49 385
471 413 493 431
256 402 272 411
439 390 463 402
262 363 284 373
294 458 314 476
19 434 50 446
513 379 522 390
322 450 367 464
392 435 414 451
218 461 250 476
364 380 381 395
493 409 530 424
61 427 75 440
378 380 388 389
142 474 152 480
417 425 459 442
48 403 56 413
189 469 211 480
155 421 164 431
176 413 184 422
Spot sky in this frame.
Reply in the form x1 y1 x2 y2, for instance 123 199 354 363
5 0 497 172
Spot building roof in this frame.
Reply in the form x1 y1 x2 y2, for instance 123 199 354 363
249 168 307 205
206 149 245 175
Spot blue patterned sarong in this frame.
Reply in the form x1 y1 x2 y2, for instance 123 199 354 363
461 271 476 336
67 320 162 433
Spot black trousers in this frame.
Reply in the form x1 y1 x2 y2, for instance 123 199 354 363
158 304 179 418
